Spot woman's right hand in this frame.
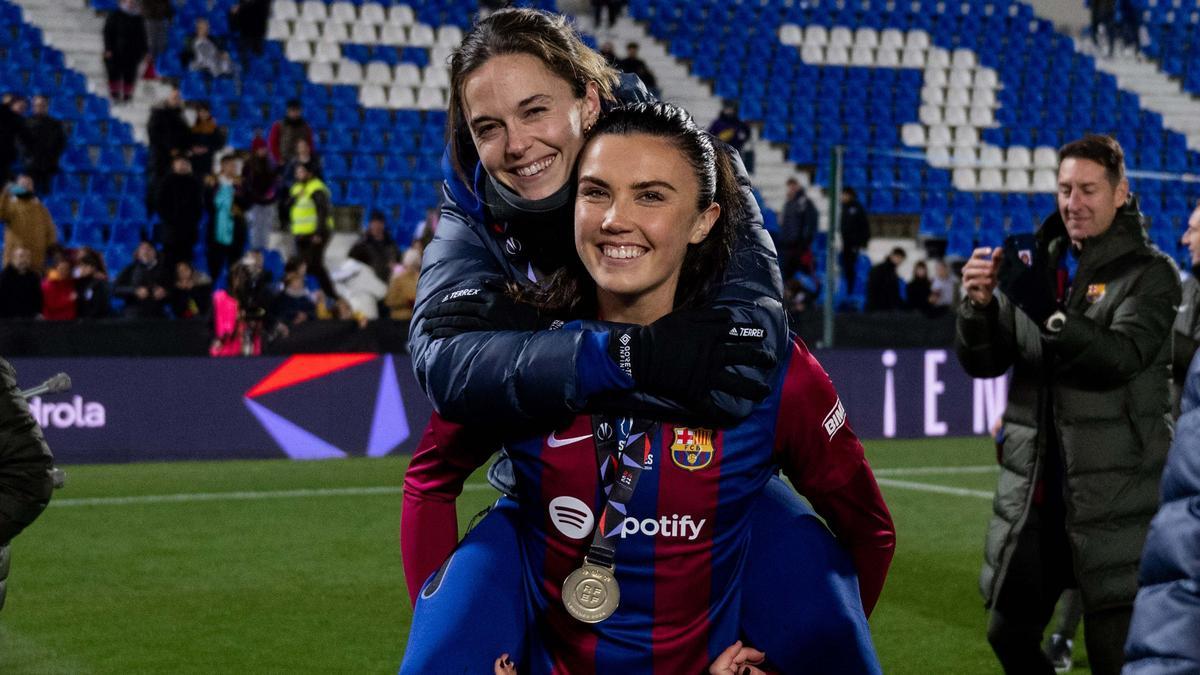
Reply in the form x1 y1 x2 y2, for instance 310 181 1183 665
709 640 767 674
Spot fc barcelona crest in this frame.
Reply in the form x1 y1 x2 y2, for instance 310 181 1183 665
1086 283 1106 303
671 427 714 471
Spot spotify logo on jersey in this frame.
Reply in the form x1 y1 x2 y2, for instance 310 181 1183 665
548 496 595 540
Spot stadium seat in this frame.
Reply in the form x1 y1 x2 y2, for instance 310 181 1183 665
300 0 327 22
779 24 802 45
1005 169 1032 191
387 85 416 109
272 0 299 20
360 3 386 26
292 20 320 41
267 18 290 41
408 24 435 47
322 21 350 43
285 39 313 62
388 4 415 26
1032 169 1057 192
352 24 378 44
314 41 341 64
329 1 356 23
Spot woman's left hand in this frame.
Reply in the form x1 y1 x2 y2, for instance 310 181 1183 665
708 639 767 675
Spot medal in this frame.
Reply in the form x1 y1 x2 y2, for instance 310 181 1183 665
562 563 620 624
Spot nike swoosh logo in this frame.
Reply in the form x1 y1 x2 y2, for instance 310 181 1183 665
547 433 592 448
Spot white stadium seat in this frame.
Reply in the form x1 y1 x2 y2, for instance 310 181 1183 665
946 87 970 107
880 28 905 49
1005 169 1032 191
1033 146 1058 169
953 126 979 147
927 48 950 68
924 68 948 87
285 39 313 62
971 88 996 107
365 61 392 85
388 85 416 108
979 145 1004 168
825 45 849 65
330 1 357 23
927 144 952 168
393 63 421 86
416 87 445 110
902 123 926 147
969 106 995 127
1033 169 1058 192
408 23 435 47
360 3 386 26
974 69 999 89
919 104 942 125
308 61 335 84
436 25 463 47
800 44 824 64
953 168 978 190
850 46 874 65
943 106 968 127
854 27 879 48
422 65 450 88
901 47 926 68
951 48 977 69
267 18 291 41
928 125 953 147
949 69 973 88
272 0 299 20
906 30 930 50
388 4 415 26
804 25 828 46
335 60 364 85
979 168 1004 191
829 26 853 47
921 85 945 105
351 23 378 44
1006 146 1032 169
876 48 900 67
779 24 802 45
430 44 455 68
360 84 387 108
291 20 320 41
379 24 406 46
300 0 327 22
321 20 349 43
952 146 978 167
312 40 340 63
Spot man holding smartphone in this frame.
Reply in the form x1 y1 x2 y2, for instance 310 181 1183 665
956 134 1181 675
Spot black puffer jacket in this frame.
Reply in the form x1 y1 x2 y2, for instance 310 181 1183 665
957 197 1182 612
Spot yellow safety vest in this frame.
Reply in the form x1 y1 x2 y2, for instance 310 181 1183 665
289 178 332 236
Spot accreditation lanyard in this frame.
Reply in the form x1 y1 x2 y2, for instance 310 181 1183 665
585 415 656 569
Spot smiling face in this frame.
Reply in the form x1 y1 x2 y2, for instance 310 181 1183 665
575 134 718 325
1057 157 1128 246
462 53 599 201
1184 204 1200 266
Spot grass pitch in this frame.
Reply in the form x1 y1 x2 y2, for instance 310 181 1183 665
0 437 1092 673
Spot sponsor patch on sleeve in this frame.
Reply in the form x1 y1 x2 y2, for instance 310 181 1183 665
822 397 847 439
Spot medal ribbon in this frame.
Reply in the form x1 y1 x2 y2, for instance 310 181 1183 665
585 415 656 569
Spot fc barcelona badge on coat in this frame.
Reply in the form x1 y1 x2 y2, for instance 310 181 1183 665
1086 283 1106 303
671 427 714 471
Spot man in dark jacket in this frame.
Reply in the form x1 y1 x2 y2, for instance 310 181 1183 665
0 246 42 318
957 135 1181 675
146 86 190 211
23 96 66 194
156 154 205 273
866 247 906 311
0 94 32 187
356 210 399 283
228 0 270 55
0 357 56 611
840 187 870 295
267 100 314 166
1172 201 1200 412
114 240 169 318
1123 350 1200 673
102 0 148 102
779 177 817 281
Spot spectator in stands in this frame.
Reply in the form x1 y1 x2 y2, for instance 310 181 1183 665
411 206 440 251
1174 201 1200 412
155 154 205 273
241 135 278 251
102 0 148 103
0 94 32 187
1 174 57 274
205 155 247 283
598 41 618 67
906 260 933 314
591 0 623 29
284 162 335 298
114 240 169 318
866 247 906 312
280 137 321 197
23 96 66 195
707 101 751 156
1090 0 1117 55
188 101 226 177
357 210 399 283
1115 0 1140 54
146 86 190 209
271 257 317 325
929 258 957 315
141 0 172 80
0 246 42 319
779 177 817 281
617 42 657 94
840 186 871 295
228 0 270 56
386 247 422 321
268 99 314 166
40 249 76 321
74 247 111 318
959 134 1180 675
332 243 388 324
181 18 233 78
168 260 212 318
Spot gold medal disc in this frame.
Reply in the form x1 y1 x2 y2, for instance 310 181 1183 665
562 563 620 624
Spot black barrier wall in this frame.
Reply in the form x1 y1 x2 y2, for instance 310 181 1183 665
10 349 1005 464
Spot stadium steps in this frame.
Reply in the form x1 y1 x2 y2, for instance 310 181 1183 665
1019 0 1089 34
13 0 158 144
1076 39 1200 152
575 13 831 227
